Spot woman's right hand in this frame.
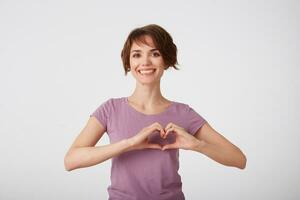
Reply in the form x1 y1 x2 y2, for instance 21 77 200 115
127 122 165 151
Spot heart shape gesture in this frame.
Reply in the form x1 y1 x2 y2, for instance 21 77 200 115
129 122 200 151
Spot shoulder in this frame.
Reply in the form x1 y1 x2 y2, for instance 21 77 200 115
109 97 125 107
171 99 191 110
171 99 206 118
91 97 124 119
95 97 125 110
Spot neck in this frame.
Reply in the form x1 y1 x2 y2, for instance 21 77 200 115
128 80 169 107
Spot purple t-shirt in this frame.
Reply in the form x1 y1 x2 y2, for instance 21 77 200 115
91 97 206 200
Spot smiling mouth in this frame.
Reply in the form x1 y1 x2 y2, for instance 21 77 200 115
138 69 156 75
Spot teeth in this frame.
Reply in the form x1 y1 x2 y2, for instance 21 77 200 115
139 69 156 75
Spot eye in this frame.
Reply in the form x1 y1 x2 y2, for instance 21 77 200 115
152 52 161 57
132 53 141 58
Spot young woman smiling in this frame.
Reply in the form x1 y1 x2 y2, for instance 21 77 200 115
64 24 247 200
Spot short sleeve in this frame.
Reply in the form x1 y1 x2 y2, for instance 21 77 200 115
186 105 207 135
90 99 112 130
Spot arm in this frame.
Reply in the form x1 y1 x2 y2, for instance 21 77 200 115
64 117 132 171
192 122 247 169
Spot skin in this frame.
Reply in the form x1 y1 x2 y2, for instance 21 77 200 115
64 35 247 172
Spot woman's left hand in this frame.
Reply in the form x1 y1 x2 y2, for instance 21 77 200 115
162 122 200 151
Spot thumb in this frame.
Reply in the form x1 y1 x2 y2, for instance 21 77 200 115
147 143 162 150
162 143 177 151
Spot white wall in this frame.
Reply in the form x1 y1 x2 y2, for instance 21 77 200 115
0 0 299 199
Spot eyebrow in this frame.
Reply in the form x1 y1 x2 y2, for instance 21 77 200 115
130 48 159 53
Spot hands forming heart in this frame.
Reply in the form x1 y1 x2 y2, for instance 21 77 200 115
129 122 200 151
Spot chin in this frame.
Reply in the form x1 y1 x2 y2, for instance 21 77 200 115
137 78 160 85
139 80 157 85
133 72 163 84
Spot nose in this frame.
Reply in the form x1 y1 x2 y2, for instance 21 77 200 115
141 55 151 66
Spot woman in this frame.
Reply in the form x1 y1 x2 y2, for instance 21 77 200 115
64 24 247 200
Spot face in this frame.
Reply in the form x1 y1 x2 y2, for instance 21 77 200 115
129 35 165 84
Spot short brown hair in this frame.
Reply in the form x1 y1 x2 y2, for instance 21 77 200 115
121 24 179 76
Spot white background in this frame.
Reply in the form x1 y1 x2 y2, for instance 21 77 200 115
0 0 299 199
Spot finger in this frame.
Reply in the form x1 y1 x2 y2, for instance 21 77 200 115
151 122 163 130
162 143 178 151
164 123 174 138
152 124 165 137
165 122 183 132
160 128 166 138
150 123 163 131
165 122 173 132
164 126 175 138
144 124 163 136
147 143 162 150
